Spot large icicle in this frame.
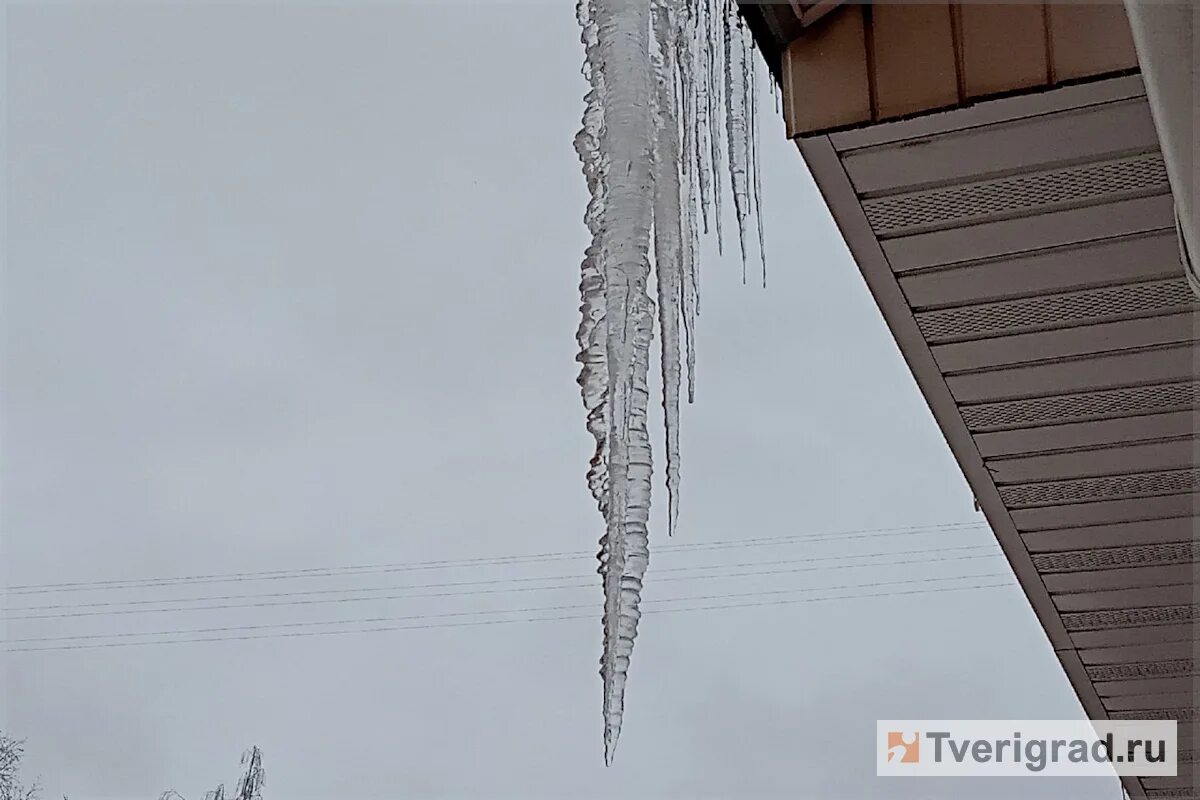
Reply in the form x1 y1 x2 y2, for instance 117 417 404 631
576 0 766 763
592 0 656 767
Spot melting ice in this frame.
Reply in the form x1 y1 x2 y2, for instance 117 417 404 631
574 0 766 764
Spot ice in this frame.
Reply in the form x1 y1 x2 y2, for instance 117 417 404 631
575 0 765 763
584 0 656 766
721 3 758 282
749 26 767 287
651 0 684 543
575 0 611 515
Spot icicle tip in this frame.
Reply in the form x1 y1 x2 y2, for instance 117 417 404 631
604 723 621 767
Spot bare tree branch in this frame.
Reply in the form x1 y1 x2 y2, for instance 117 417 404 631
0 733 40 800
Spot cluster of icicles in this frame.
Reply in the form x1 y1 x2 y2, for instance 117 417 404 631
574 0 765 765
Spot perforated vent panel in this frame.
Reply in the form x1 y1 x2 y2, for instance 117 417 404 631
1144 788 1200 799
1061 603 1198 632
1000 468 1200 507
1032 541 1200 572
863 153 1169 236
959 382 1199 431
1111 708 1197 722
1086 659 1197 681
915 279 1193 342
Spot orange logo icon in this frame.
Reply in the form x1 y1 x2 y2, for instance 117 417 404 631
887 731 920 763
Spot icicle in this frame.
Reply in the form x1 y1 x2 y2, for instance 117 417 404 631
575 0 767 763
681 241 699 405
675 12 700 283
575 0 611 515
723 2 751 281
651 0 684 538
691 2 713 236
673 8 700 403
769 61 781 114
590 0 656 767
748 24 767 287
706 0 724 259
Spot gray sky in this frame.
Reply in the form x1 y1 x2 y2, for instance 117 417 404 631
3 3 1118 798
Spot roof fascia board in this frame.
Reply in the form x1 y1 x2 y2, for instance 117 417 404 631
826 74 1147 151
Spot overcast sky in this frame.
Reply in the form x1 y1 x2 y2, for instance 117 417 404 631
3 3 1119 799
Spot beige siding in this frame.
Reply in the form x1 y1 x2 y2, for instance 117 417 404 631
871 3 959 120
782 6 870 137
782 3 1140 137
1049 4 1139 82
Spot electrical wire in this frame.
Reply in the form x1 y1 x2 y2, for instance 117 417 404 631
7 556 1003 623
1 577 1017 653
0 520 989 596
2 542 996 617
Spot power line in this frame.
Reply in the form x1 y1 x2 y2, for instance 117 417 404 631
0 520 989 596
4 546 1000 620
5 571 1011 644
4 541 996 611
1 577 1016 653
3 520 987 594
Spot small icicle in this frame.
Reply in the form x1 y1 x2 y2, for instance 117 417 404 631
747 21 767 287
675 10 701 274
679 25 699 403
681 222 699 405
691 2 713 236
651 0 684 537
723 1 751 281
706 0 724 257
